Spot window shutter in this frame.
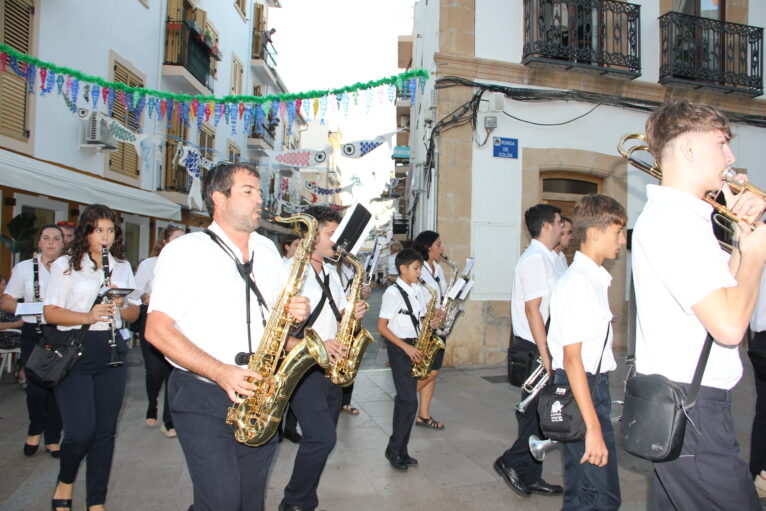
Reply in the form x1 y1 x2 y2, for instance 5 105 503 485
230 58 242 95
109 62 143 177
167 0 183 21
0 0 31 140
199 125 215 171
164 118 188 191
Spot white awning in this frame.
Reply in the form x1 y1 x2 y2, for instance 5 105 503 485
0 149 182 220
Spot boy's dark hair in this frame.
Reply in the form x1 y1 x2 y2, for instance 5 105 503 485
524 204 562 238
645 100 732 165
202 162 260 217
573 194 627 242
304 205 342 227
395 248 423 273
561 216 572 226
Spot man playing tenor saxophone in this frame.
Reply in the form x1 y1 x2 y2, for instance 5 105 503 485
279 205 370 511
145 162 311 511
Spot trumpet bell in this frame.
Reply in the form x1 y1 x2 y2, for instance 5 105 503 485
528 434 558 462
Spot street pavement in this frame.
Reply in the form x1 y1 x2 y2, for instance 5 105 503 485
0 287 761 510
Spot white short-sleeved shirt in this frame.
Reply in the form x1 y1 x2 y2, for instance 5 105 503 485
45 253 139 331
149 222 287 369
387 254 398 276
751 268 766 333
554 251 568 279
5 254 53 324
134 256 158 298
511 239 560 343
379 278 427 339
421 260 447 302
298 262 348 341
549 252 616 374
633 185 740 389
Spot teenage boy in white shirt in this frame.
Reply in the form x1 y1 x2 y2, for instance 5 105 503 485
495 204 564 498
378 248 434 472
633 100 766 510
548 194 627 510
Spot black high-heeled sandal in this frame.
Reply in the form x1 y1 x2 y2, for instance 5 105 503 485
51 498 72 511
23 442 39 456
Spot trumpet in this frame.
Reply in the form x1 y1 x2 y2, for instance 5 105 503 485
515 358 549 414
617 133 766 239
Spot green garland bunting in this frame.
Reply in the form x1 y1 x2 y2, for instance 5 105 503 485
0 42 429 104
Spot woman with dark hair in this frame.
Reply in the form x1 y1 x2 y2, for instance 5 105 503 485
134 224 185 437
413 230 448 430
1 224 65 457
44 204 140 511
280 233 300 263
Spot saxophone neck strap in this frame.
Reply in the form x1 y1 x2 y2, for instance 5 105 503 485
394 283 420 335
313 267 342 322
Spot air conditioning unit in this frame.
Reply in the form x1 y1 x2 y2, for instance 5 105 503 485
81 113 118 150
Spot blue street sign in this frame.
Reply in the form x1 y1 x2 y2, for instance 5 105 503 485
493 137 518 159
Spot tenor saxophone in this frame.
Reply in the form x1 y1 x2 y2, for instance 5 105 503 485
411 279 445 380
226 214 329 446
327 252 375 387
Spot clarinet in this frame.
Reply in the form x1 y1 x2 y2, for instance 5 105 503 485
31 252 42 336
101 245 124 368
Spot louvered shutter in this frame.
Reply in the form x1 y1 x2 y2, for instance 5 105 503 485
0 0 31 140
108 62 143 177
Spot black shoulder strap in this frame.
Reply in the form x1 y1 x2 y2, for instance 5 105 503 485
204 229 269 324
594 323 611 377
394 283 420 335
314 269 342 322
684 334 714 411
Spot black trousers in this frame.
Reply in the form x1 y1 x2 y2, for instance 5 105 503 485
386 338 418 458
20 323 62 444
169 369 278 511
750 330 766 477
651 384 760 510
556 370 621 511
500 336 543 484
283 367 343 510
342 382 354 407
54 330 128 507
138 306 173 427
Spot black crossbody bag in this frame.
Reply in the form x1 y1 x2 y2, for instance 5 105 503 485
25 259 98 388
619 332 713 462
537 325 610 442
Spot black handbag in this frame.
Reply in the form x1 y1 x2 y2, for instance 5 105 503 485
619 333 713 462
538 325 610 443
25 324 91 389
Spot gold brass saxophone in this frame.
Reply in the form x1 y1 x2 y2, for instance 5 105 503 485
411 279 445 380
437 254 462 338
226 214 329 446
327 252 375 387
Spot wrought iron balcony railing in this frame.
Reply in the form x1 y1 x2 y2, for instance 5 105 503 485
252 31 278 71
523 0 641 78
164 21 215 91
659 12 763 97
250 122 276 148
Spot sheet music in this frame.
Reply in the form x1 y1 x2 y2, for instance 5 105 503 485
461 258 475 277
458 279 474 300
15 302 43 316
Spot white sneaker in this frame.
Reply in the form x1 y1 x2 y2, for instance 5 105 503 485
160 425 177 438
754 475 766 498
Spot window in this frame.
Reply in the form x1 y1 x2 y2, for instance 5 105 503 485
230 56 243 95
205 21 219 78
235 0 247 18
164 117 190 193
228 142 241 162
674 0 724 20
199 125 216 170
109 62 144 177
0 0 32 140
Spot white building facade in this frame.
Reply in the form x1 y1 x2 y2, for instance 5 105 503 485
405 0 766 366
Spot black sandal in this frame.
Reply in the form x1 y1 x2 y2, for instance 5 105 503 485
415 415 445 429
51 498 72 511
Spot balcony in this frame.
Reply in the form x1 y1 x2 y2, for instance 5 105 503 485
659 12 763 97
522 0 641 79
163 21 216 95
251 31 280 87
247 122 276 154
164 164 192 194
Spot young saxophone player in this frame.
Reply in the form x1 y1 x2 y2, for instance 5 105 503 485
378 248 438 471
279 205 369 511
547 194 627 510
